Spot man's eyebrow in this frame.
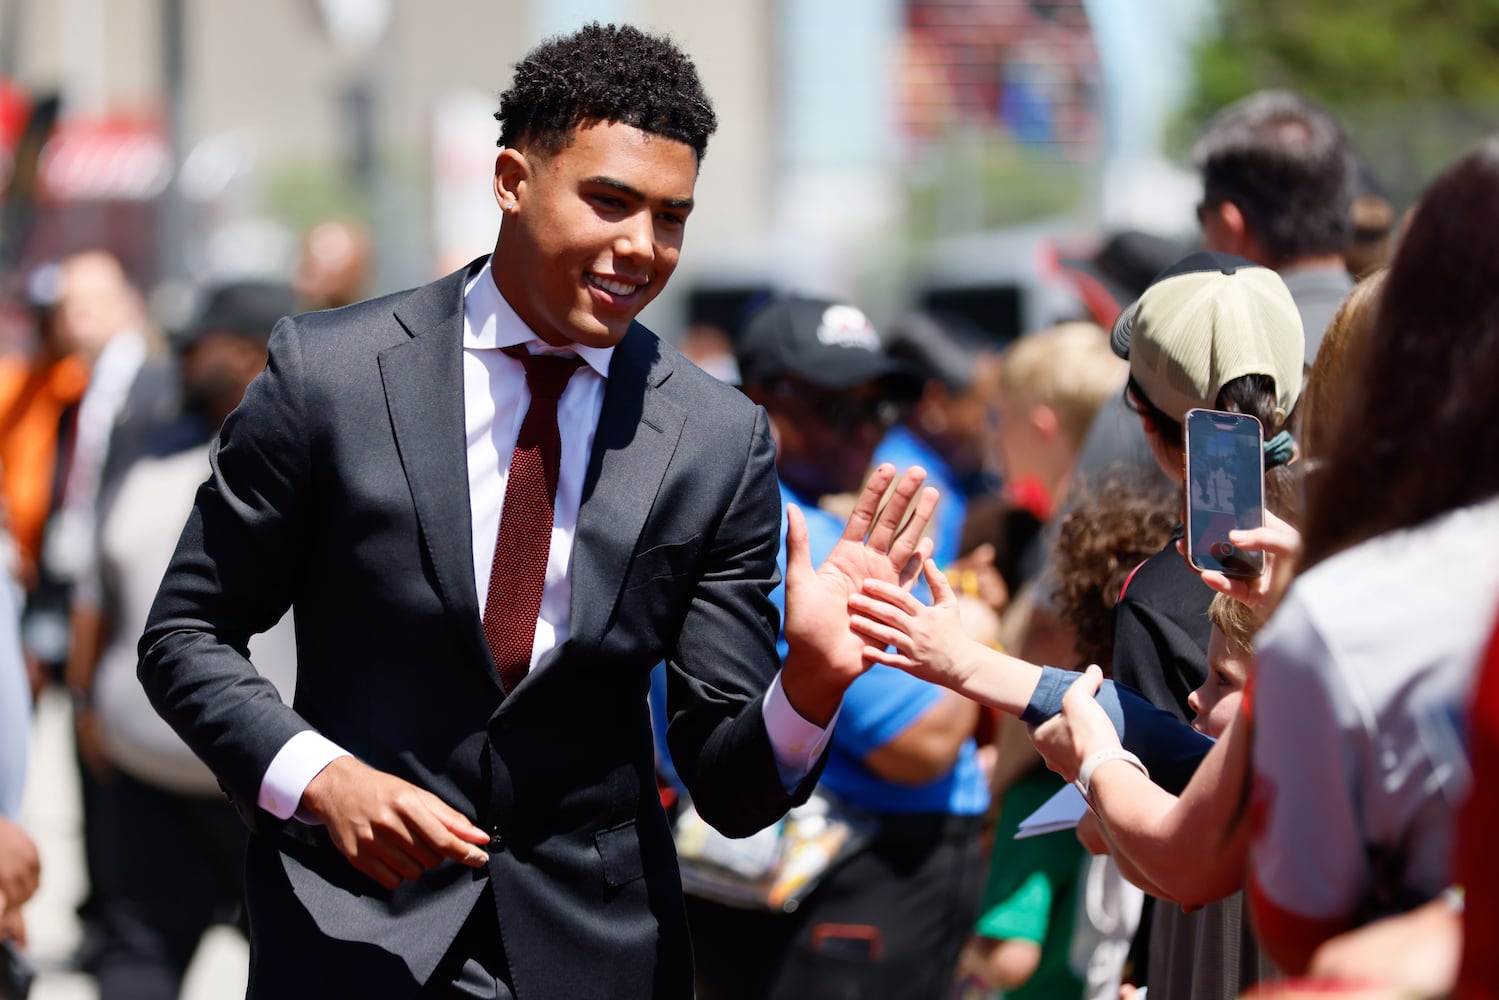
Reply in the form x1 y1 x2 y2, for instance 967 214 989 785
584 175 694 212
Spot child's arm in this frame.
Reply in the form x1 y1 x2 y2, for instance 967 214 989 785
1031 668 1251 907
849 558 1044 715
1092 735 1250 906
1078 811 1175 902
851 560 1214 792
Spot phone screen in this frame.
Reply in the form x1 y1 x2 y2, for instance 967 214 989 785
1184 408 1265 578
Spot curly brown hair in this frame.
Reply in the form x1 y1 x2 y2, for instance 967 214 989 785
1053 472 1178 672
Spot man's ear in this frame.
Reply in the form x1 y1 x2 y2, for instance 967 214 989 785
1029 403 1060 442
494 147 530 210
1204 200 1252 256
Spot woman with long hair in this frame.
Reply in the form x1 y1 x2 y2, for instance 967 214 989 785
1246 138 1499 972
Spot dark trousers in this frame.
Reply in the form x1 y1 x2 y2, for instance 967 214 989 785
688 812 985 1000
90 769 248 1000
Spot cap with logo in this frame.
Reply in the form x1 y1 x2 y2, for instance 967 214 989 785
1111 251 1305 424
735 295 921 398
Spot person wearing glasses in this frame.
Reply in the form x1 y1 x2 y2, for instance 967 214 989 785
683 296 991 1000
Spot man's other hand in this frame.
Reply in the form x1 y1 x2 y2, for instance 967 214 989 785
0 817 39 916
299 756 493 890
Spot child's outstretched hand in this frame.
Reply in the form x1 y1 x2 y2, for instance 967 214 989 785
848 557 975 687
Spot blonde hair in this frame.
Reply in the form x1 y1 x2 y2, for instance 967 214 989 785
999 322 1125 450
1206 592 1260 654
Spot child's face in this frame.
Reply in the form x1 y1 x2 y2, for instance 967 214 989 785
1188 625 1250 739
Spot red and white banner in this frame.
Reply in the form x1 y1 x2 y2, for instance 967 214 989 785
0 80 170 202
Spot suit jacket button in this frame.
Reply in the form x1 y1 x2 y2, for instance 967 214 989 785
490 831 505 851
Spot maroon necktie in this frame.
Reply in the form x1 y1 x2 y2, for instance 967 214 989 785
483 346 586 692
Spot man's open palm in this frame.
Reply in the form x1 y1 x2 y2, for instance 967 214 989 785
780 464 938 722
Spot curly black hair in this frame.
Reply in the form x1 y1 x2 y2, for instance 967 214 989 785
494 22 718 161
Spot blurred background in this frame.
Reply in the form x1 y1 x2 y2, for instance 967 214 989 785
0 0 1490 351
3 1 1499 998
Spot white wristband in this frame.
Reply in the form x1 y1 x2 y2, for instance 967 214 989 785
1073 748 1148 801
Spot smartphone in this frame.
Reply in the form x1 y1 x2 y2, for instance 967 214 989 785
1183 408 1265 578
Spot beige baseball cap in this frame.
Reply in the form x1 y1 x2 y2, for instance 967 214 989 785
1110 252 1305 424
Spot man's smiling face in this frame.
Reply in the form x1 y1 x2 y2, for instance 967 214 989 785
492 120 698 349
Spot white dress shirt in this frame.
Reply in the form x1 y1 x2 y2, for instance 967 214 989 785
46 327 148 581
257 259 829 821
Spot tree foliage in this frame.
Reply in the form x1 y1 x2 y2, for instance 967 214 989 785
1189 0 1499 116
1183 0 1499 202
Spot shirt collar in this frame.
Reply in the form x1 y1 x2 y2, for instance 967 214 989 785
462 256 614 378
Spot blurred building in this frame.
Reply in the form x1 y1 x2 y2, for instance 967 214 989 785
0 0 1204 343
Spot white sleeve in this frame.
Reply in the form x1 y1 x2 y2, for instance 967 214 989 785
257 730 352 823
762 672 839 791
1251 594 1370 921
0 578 29 818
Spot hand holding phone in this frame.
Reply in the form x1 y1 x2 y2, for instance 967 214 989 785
1183 408 1265 579
1181 508 1304 621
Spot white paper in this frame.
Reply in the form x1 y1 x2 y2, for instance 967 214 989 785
1014 783 1088 839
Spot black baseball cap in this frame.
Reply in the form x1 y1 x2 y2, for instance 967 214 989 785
178 281 295 349
735 295 921 398
1058 229 1190 326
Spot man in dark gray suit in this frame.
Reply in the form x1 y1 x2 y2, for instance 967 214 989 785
139 23 934 1000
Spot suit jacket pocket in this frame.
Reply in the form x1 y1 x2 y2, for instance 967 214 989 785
622 535 702 591
595 821 645 887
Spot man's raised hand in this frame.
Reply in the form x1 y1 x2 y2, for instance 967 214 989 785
780 464 938 725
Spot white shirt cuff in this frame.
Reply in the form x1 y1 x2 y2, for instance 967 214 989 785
257 730 351 823
763 673 838 791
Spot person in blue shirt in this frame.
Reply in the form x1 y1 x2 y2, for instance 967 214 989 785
875 312 1001 570
683 295 992 1000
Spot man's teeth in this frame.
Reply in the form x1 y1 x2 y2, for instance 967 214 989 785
589 274 639 296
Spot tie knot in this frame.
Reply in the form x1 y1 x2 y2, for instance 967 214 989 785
504 345 586 401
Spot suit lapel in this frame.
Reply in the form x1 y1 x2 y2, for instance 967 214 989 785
379 259 497 685
569 325 685 644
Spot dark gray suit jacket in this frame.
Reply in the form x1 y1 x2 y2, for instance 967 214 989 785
139 259 813 998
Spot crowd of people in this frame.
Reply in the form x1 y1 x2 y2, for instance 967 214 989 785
0 19 1494 1000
